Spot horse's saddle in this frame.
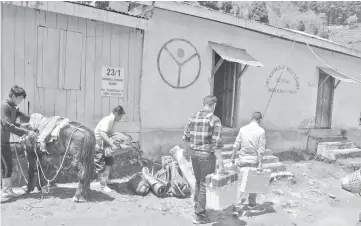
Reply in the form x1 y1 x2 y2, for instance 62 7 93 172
28 113 70 152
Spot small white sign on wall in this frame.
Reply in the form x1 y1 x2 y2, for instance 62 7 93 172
101 66 124 97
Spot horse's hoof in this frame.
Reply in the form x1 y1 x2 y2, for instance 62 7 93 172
71 196 85 203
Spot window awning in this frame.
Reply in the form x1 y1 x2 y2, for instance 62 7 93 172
209 41 264 67
318 67 361 83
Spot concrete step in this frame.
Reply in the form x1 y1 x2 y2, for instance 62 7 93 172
262 162 287 172
307 136 347 154
322 148 361 161
317 141 357 156
222 155 279 164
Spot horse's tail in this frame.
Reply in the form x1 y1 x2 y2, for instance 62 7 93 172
79 129 96 196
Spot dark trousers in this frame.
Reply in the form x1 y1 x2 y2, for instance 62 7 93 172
94 146 114 174
1 143 13 178
191 151 216 217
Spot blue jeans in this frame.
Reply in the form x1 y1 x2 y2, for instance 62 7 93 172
191 151 216 216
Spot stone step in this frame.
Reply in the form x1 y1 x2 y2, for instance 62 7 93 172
262 162 287 172
307 136 347 154
317 141 357 156
222 155 279 164
322 148 361 161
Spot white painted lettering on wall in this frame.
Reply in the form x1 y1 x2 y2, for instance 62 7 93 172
101 66 124 97
265 65 300 94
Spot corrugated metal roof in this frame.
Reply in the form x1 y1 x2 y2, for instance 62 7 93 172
66 1 149 20
209 41 263 67
318 67 361 83
142 1 361 59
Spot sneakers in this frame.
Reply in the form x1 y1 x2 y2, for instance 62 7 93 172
1 178 23 198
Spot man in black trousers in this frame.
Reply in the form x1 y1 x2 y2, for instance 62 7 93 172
1 85 35 198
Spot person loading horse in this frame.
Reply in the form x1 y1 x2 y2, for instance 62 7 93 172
1 85 35 198
94 105 126 193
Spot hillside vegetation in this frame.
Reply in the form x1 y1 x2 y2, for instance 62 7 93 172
192 1 361 50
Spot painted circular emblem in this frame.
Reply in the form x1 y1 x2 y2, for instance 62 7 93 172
157 38 201 89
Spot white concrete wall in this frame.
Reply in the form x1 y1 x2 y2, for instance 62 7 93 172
140 9 361 132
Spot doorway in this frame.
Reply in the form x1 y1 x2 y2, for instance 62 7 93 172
213 53 238 128
315 69 335 129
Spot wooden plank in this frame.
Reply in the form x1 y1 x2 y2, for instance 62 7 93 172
320 75 330 88
36 26 44 88
43 12 58 117
0 4 2 104
132 29 143 122
101 22 111 118
65 15 79 121
2 4 16 102
212 58 224 78
334 80 341 90
93 21 104 121
237 65 249 79
6 1 150 31
14 6 26 112
24 8 37 115
76 18 87 121
84 19 96 124
118 27 130 114
54 13 68 117
230 62 237 127
34 9 46 114
315 72 335 129
64 30 82 90
109 23 121 114
210 51 215 95
127 28 137 121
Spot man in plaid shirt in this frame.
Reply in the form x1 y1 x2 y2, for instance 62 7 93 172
183 95 224 224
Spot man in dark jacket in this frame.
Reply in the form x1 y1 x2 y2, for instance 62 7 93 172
1 85 34 198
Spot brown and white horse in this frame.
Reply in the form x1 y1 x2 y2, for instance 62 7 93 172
22 114 95 202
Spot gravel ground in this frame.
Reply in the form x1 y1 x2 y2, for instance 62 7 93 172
1 160 361 226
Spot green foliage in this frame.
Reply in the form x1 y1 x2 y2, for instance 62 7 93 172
319 31 329 39
198 1 220 11
220 1 233 14
297 21 306 32
347 14 358 29
248 1 269 24
95 1 109 9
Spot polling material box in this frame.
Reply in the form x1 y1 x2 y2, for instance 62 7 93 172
238 167 272 195
205 171 239 211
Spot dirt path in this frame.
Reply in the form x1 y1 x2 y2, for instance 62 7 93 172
1 161 361 226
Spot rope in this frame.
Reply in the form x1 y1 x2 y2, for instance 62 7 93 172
32 125 82 193
262 40 297 118
303 37 361 83
22 125 82 211
13 140 28 184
